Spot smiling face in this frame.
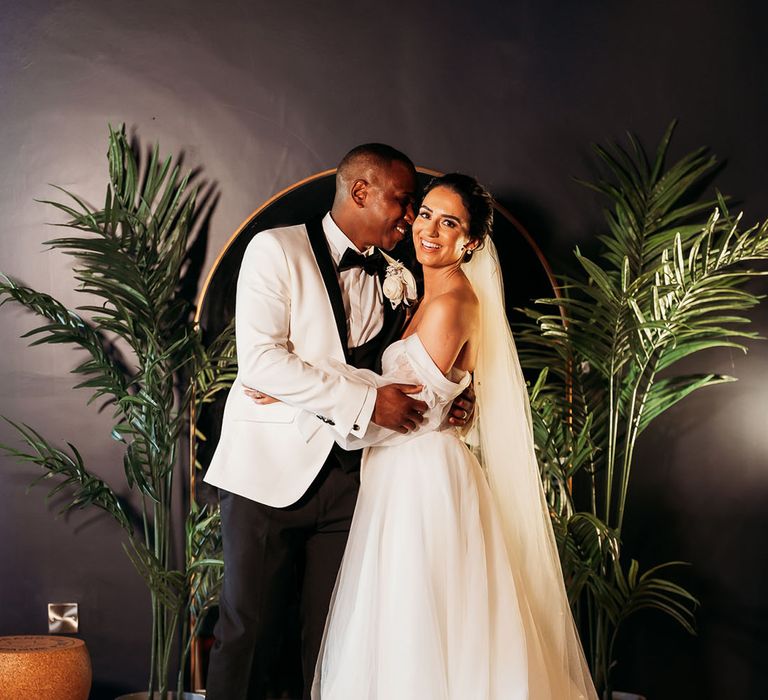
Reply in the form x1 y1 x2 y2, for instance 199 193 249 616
412 185 475 268
357 160 417 251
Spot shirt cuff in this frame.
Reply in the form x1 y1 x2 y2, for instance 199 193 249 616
350 385 376 436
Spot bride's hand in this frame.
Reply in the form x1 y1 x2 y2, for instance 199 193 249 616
244 388 280 405
447 381 475 426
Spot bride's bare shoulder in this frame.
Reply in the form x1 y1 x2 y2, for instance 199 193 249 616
428 280 479 322
416 285 478 373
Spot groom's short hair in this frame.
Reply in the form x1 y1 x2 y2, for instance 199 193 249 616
336 143 415 191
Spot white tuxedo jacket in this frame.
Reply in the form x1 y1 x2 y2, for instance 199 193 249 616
204 221 386 507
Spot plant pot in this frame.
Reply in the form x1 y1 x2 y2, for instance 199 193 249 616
115 693 205 699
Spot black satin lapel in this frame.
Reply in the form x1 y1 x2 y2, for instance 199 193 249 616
306 218 349 361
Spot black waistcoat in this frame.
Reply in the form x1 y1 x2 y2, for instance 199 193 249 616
305 217 406 471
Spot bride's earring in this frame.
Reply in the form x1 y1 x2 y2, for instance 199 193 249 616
462 245 474 263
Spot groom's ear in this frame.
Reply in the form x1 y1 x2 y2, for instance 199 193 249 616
350 178 369 208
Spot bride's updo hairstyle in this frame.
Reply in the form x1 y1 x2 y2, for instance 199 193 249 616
422 173 494 262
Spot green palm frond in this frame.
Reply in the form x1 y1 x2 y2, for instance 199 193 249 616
531 368 601 516
186 502 223 623
175 501 224 690
124 539 187 613
47 232 158 333
577 120 723 275
0 418 131 533
553 512 619 605
194 320 237 410
609 560 698 634
0 277 129 404
637 373 735 434
40 125 198 353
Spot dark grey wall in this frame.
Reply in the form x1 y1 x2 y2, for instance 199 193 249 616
1 1 766 697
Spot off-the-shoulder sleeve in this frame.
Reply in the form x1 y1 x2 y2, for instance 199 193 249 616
310 335 470 450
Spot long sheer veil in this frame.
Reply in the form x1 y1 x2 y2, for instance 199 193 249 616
463 239 598 699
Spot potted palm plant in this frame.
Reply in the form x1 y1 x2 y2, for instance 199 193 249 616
0 126 229 699
519 122 768 697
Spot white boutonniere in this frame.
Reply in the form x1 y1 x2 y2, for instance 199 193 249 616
380 251 418 310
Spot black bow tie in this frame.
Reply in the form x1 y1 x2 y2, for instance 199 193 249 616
337 247 385 276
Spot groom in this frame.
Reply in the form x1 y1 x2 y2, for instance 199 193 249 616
204 144 472 700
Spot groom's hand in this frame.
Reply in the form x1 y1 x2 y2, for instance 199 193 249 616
372 384 428 434
244 388 280 404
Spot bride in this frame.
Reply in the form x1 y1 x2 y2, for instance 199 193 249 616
304 173 598 699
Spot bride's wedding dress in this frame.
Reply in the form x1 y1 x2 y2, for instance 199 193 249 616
310 241 597 700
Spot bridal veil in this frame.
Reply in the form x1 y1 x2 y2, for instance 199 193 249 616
464 239 597 699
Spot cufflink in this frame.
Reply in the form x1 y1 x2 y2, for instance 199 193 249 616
315 414 336 426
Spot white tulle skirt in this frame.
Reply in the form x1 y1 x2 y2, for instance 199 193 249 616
312 429 533 700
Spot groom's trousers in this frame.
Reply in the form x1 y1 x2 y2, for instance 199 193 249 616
205 452 360 700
